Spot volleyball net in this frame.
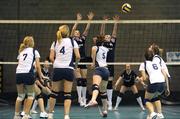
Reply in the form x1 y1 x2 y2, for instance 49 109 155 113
0 20 180 103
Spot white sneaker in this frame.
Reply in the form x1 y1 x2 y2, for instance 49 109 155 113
64 115 70 119
149 112 157 119
21 111 25 116
22 114 29 119
13 115 21 119
108 104 113 111
157 113 164 119
30 110 38 114
84 100 98 108
48 113 53 119
113 106 118 111
101 110 108 117
81 98 87 106
141 106 146 111
40 112 48 118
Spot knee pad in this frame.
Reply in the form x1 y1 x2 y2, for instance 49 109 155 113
77 78 82 86
35 93 44 100
134 93 140 98
107 81 113 89
118 92 124 98
49 91 59 99
100 92 107 99
17 93 25 101
64 92 72 100
144 98 151 104
151 97 160 102
27 92 35 100
92 84 99 92
81 79 87 87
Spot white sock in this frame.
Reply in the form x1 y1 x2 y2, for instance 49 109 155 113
107 89 113 105
136 97 144 109
115 96 122 108
31 100 38 111
82 87 87 101
76 86 82 102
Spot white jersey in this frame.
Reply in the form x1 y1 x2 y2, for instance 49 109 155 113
95 46 109 67
16 48 40 73
139 61 165 84
153 55 170 77
50 38 78 69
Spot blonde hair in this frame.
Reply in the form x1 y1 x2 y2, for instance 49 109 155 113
19 36 34 53
57 25 70 43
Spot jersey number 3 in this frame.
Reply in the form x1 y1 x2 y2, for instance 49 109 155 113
60 46 65 54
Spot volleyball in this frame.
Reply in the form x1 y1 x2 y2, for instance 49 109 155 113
122 3 132 13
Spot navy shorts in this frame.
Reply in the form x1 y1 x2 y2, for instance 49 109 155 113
52 68 75 82
16 73 35 85
94 67 110 81
107 65 114 77
147 83 165 93
78 57 92 69
123 81 135 87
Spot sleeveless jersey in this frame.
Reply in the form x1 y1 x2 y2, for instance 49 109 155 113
95 46 109 67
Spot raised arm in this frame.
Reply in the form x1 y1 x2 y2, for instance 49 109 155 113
100 16 109 35
82 12 94 36
112 15 120 38
70 13 82 37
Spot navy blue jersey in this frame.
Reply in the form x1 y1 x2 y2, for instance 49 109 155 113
72 35 86 58
121 70 137 83
106 37 116 62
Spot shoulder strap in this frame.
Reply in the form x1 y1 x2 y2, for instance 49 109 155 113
33 49 35 61
70 38 74 47
154 55 162 66
144 61 149 76
54 41 57 48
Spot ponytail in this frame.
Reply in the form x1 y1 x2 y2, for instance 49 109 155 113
19 43 26 53
56 30 62 43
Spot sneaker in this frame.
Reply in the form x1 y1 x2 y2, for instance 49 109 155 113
81 98 86 107
84 100 98 108
22 114 29 119
40 112 48 118
64 115 70 119
157 113 164 119
13 115 21 119
113 106 118 111
21 111 25 116
108 105 113 111
101 110 108 117
149 112 157 119
48 113 53 119
141 106 146 111
30 110 38 114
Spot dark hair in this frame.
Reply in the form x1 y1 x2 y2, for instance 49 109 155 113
96 35 105 46
151 43 160 55
144 49 154 61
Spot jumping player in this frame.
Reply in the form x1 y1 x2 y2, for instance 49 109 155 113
85 35 110 117
14 36 44 119
48 25 80 119
139 49 170 119
70 12 94 106
114 64 145 111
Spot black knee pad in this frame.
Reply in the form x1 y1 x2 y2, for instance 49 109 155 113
107 81 113 89
118 92 124 98
134 93 140 98
49 91 59 99
35 93 44 100
81 78 87 87
77 78 82 86
92 84 99 92
151 97 160 102
64 92 72 100
100 92 107 99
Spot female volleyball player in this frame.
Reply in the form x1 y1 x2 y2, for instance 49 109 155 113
139 49 170 119
14 36 44 119
70 12 94 106
114 64 145 111
100 15 120 110
48 25 80 119
85 35 110 117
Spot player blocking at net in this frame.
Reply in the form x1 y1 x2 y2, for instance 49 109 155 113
85 35 110 117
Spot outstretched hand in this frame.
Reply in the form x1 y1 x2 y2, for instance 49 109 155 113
77 13 82 20
113 15 120 21
87 12 94 20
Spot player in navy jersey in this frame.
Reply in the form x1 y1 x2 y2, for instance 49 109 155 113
139 49 170 119
114 64 145 111
85 35 110 117
48 25 80 119
100 15 120 110
14 36 45 119
70 12 94 106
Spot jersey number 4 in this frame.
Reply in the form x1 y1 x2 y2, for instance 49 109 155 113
60 46 65 54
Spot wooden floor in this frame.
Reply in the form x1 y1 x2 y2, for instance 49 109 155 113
1 105 180 119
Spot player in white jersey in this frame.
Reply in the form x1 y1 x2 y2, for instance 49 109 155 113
85 35 110 117
48 25 80 119
139 49 170 119
70 12 94 106
14 36 44 119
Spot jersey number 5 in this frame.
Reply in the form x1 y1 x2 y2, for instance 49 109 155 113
102 52 105 59
60 46 65 54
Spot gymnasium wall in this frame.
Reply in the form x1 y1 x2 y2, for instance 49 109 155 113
0 0 180 92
